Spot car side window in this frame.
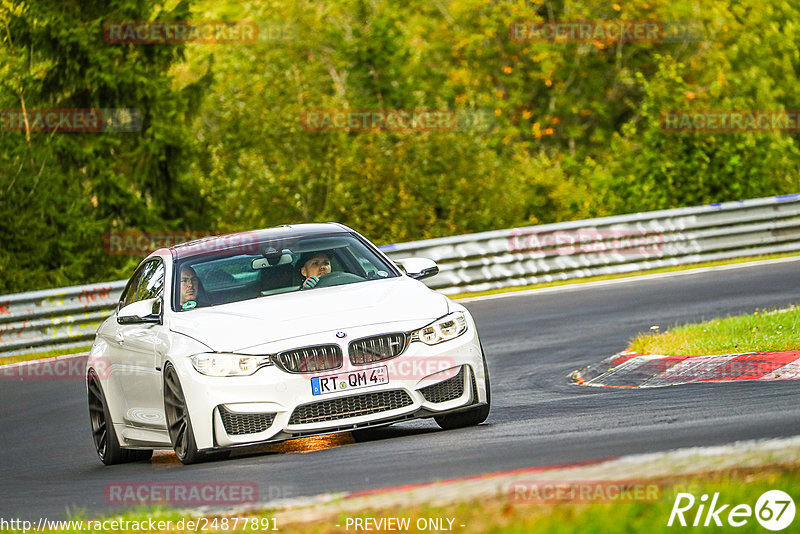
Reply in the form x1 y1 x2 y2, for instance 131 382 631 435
136 260 165 301
120 268 146 309
120 260 164 309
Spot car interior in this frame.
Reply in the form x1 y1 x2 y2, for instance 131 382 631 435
181 244 377 310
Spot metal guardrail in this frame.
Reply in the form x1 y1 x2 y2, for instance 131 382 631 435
382 194 800 293
0 281 127 354
2 194 800 355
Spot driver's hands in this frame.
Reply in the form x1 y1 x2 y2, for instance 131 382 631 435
302 276 319 289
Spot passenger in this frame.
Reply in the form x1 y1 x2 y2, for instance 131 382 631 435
298 252 331 290
179 266 204 308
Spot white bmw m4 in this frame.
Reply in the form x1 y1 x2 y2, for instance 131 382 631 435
86 223 490 464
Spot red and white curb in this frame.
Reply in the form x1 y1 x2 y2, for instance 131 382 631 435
572 350 800 388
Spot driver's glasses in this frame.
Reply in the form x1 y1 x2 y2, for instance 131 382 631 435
181 276 199 285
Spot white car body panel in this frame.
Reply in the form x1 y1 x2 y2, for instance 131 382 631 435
169 277 449 352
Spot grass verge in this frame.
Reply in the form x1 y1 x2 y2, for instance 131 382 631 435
306 466 795 534
25 464 799 533
450 251 800 300
628 305 800 356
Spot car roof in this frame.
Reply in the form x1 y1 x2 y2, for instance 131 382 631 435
169 223 353 260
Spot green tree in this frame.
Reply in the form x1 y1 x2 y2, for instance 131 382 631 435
0 0 212 292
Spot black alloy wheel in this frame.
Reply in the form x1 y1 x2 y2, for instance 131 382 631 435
87 370 152 465
163 363 228 464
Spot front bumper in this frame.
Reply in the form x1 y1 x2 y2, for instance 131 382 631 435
172 321 488 450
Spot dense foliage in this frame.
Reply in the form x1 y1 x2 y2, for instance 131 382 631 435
1 0 799 293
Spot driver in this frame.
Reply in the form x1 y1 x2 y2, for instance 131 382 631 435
298 252 331 290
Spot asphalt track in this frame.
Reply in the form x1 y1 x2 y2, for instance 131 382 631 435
2 260 800 521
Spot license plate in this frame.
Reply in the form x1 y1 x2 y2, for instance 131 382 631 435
311 366 389 396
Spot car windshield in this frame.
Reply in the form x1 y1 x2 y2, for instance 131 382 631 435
172 233 397 311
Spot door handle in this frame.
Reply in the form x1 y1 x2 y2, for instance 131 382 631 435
114 333 124 345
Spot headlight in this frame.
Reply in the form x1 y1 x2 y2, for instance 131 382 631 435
410 312 468 345
190 353 272 377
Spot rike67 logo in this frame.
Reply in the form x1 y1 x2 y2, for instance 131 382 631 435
668 490 795 531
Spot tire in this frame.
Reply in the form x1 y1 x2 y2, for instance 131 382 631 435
87 370 152 465
434 345 491 430
163 364 229 464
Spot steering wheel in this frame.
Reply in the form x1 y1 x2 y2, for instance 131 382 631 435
314 271 365 288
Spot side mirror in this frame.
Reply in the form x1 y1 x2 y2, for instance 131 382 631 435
395 258 439 280
117 297 163 325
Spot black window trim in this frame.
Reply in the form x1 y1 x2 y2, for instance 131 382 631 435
169 231 401 311
118 257 166 312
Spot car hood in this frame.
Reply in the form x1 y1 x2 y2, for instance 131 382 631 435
168 277 449 352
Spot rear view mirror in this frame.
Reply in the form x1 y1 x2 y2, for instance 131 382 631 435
261 247 283 266
252 250 294 270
